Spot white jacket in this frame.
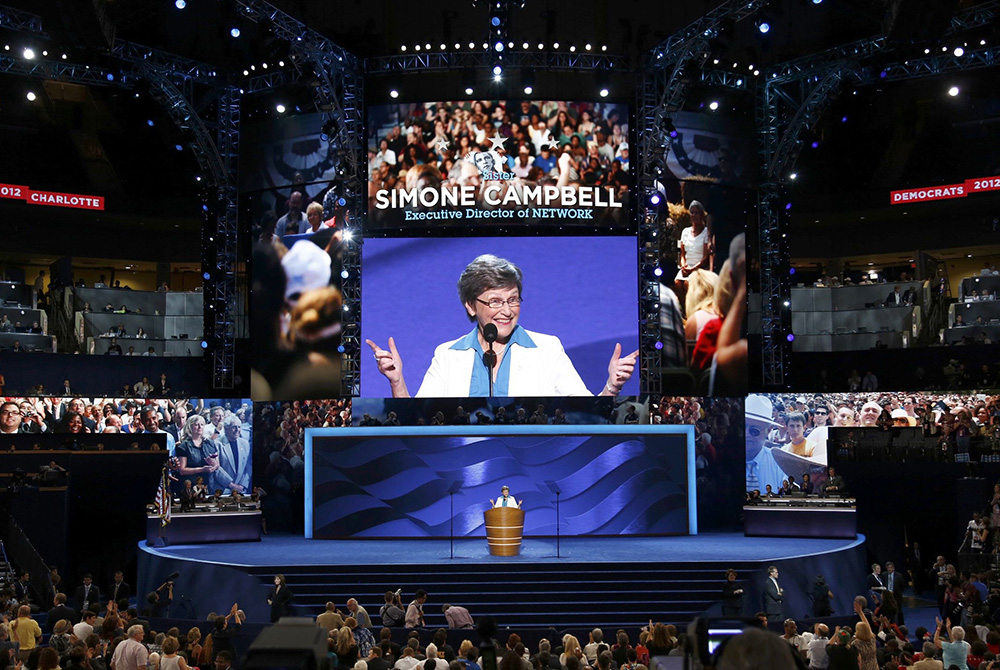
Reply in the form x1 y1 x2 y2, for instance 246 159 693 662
415 328 591 397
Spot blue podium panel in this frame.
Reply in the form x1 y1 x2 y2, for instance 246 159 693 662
305 425 695 539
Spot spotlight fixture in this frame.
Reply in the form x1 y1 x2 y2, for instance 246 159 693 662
389 89 399 98
948 86 959 97
649 192 662 206
400 45 407 51
789 172 797 180
552 42 559 49
756 20 770 34
954 47 964 56
585 43 592 50
25 91 36 101
22 47 35 60
275 104 286 113
174 0 186 7
708 100 719 111
599 87 609 98
492 65 502 76
230 27 241 38
522 67 535 95
465 86 475 95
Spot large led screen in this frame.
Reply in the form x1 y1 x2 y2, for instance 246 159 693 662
367 100 631 229
360 236 639 398
305 425 695 539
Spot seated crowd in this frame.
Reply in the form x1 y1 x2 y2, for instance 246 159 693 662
0 398 250 440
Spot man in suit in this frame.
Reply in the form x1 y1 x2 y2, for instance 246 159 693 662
140 406 175 453
884 562 907 624
14 571 41 611
75 574 100 613
885 285 905 307
762 565 783 623
216 415 251 494
866 563 886 606
47 593 78 632
108 571 132 608
165 405 187 444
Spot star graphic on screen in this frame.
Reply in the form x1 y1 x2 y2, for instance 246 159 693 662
487 132 508 152
436 138 449 155
538 130 555 150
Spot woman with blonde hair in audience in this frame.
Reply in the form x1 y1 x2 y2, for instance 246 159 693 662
690 260 735 372
335 626 359 669
175 414 220 487
683 269 720 343
560 635 587 668
186 627 203 664
851 599 878 670
160 636 191 670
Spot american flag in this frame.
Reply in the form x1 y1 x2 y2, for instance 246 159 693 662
155 466 171 527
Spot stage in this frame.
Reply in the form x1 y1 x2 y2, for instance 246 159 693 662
138 532 868 633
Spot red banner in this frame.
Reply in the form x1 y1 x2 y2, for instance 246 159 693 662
0 184 29 200
966 175 1000 194
0 182 104 210
890 183 966 205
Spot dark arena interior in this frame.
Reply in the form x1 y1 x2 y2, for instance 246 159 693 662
0 1 999 669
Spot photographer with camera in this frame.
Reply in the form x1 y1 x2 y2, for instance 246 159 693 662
141 580 172 618
381 591 405 628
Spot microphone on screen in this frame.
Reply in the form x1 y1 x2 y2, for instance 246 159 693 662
482 323 498 369
482 323 498 398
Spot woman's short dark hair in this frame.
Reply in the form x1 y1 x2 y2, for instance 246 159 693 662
457 255 523 320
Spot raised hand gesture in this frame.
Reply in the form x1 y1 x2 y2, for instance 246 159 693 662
365 337 409 397
603 343 639 395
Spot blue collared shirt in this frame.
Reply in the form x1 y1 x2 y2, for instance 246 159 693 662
449 325 537 397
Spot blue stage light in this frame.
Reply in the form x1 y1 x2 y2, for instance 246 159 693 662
230 27 240 38
653 267 663 277
201 340 209 349
492 65 502 76
337 344 345 353
784 202 792 210
175 0 186 8
811 141 819 148
758 21 770 34
106 73 114 81
175 144 183 151
786 334 795 342
649 193 662 206
789 268 796 275
146 119 154 126
494 41 504 52
654 341 663 350
203 272 211 280
491 16 501 26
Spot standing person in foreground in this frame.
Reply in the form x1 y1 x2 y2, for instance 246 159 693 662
366 255 637 397
267 575 293 622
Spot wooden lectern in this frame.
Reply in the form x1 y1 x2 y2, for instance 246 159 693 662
484 507 525 556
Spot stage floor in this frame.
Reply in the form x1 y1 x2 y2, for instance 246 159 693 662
140 531 865 567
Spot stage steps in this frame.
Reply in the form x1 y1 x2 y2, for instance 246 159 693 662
245 561 760 630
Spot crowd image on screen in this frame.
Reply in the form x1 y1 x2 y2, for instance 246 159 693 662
252 399 351 531
251 235 346 400
657 211 747 396
654 396 744 530
807 392 1000 464
366 100 630 226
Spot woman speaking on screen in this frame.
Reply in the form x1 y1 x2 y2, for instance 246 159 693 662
366 254 637 397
